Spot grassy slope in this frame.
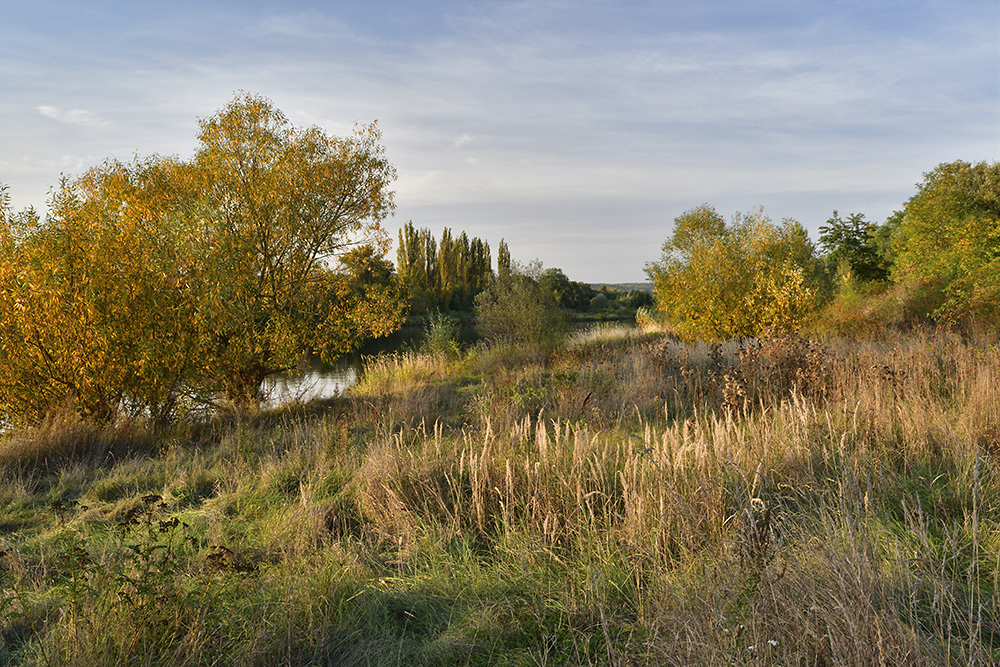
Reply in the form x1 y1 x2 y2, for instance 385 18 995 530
0 327 997 666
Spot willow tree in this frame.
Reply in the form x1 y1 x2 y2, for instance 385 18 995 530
191 94 402 406
0 160 204 423
646 205 825 341
0 93 405 423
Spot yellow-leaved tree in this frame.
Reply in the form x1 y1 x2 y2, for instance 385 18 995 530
0 93 406 424
189 94 403 407
645 205 826 341
0 159 202 423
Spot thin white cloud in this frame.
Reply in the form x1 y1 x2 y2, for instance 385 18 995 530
36 106 110 128
1 0 996 281
255 11 361 42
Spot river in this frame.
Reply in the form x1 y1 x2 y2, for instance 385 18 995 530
259 324 435 407
259 317 624 407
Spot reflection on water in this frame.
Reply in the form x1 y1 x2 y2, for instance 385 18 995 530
260 362 358 408
258 325 429 408
259 323 485 408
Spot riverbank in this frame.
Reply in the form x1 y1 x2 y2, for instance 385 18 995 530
0 325 997 665
264 314 640 406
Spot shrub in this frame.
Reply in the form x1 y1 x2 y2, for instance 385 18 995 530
421 312 461 358
474 262 568 354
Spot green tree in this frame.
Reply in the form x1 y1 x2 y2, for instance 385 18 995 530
397 222 428 289
893 160 1000 328
538 267 571 307
538 268 599 312
497 239 511 278
396 225 493 312
818 211 891 283
589 292 609 311
621 289 654 310
396 221 436 314
646 205 825 341
300 245 407 366
475 261 567 353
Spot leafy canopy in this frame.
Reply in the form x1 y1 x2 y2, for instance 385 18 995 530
0 93 406 424
646 205 825 341
892 160 1000 328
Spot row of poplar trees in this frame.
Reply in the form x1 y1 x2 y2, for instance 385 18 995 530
396 222 510 312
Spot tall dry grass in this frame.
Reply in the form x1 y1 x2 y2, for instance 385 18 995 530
348 326 998 664
0 326 996 665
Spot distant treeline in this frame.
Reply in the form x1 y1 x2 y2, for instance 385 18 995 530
592 282 653 293
542 271 653 315
396 223 653 317
396 222 501 313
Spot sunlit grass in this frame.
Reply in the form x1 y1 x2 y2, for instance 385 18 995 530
1 327 997 665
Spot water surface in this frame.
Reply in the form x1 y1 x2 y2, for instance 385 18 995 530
259 325 430 407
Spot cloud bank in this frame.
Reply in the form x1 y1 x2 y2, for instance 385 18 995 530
1 0 996 281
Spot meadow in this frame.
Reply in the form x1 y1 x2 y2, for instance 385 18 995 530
0 324 997 666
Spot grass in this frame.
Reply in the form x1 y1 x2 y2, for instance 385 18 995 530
0 326 997 665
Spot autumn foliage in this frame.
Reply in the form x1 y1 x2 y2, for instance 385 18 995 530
0 94 406 425
645 205 826 341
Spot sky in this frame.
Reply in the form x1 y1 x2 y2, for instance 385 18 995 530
1 1 997 283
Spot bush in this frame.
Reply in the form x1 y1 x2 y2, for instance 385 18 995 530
421 312 461 357
474 262 568 354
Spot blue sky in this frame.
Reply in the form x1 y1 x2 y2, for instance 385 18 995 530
1 1 997 282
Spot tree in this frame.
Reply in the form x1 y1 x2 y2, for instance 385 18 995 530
300 246 407 364
538 268 600 312
0 93 405 423
589 293 609 311
475 261 567 353
621 289 654 310
538 267 571 306
396 221 436 314
0 160 205 423
497 239 511 278
191 94 401 406
395 224 493 312
818 211 891 283
893 160 1000 328
645 205 825 341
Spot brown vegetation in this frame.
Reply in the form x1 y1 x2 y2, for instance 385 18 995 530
0 325 996 665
